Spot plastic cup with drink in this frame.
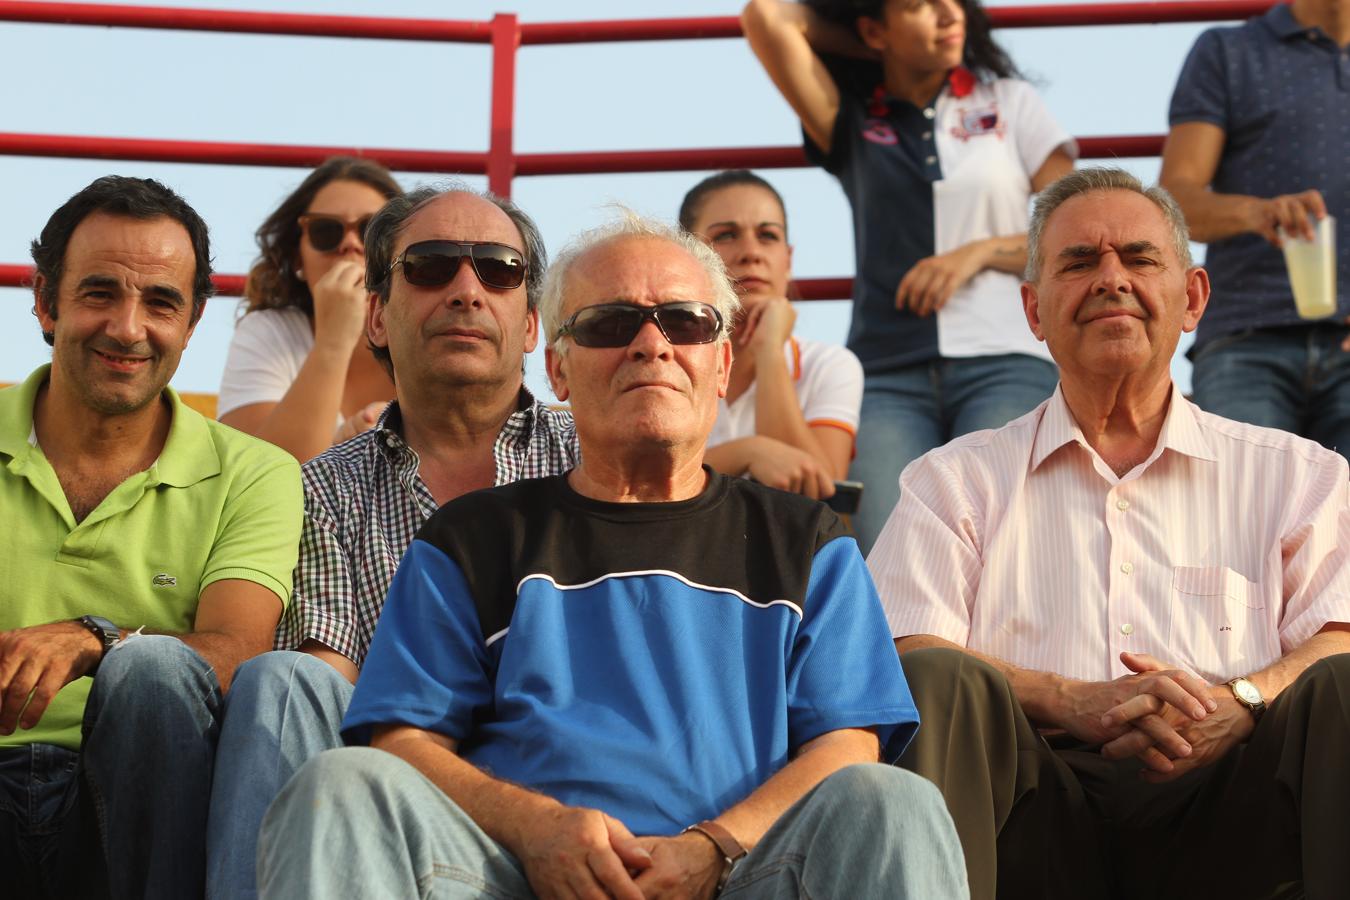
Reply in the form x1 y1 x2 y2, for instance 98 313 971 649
1280 214 1337 320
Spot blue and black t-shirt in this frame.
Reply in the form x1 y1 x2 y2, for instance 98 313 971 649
343 470 917 835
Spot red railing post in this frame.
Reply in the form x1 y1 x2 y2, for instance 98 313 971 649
488 13 519 198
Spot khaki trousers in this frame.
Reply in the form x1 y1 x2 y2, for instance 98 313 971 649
898 647 1350 900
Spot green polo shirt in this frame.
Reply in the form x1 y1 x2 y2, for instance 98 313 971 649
0 365 302 751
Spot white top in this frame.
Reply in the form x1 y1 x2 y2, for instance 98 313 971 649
932 78 1075 362
217 307 329 421
869 387 1350 685
709 337 864 448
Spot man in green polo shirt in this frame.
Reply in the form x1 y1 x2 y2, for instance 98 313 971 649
0 175 302 899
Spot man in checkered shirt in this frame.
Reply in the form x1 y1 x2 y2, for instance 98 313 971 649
204 185 579 900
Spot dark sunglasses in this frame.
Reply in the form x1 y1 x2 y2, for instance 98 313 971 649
556 302 725 348
298 214 374 253
389 240 528 291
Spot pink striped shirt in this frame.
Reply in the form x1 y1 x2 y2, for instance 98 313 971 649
869 386 1350 684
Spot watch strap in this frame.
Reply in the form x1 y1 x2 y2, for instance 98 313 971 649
77 615 120 672
684 820 746 894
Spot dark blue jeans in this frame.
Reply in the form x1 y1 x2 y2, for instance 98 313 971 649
849 354 1059 555
0 635 223 899
1191 323 1350 462
0 741 93 898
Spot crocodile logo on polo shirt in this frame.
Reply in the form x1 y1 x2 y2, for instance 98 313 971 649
152 573 177 587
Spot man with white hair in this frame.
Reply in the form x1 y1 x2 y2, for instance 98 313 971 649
257 212 968 899
870 167 1350 900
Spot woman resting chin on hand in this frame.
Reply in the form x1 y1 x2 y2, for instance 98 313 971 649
218 156 402 463
682 170 863 502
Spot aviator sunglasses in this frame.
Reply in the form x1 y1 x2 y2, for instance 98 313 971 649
388 240 528 291
298 213 374 253
556 302 725 348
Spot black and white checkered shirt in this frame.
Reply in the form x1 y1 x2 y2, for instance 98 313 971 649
275 390 579 666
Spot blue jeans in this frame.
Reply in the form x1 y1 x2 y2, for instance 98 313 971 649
850 354 1058 554
0 634 222 899
206 651 354 900
0 742 93 898
258 749 969 899
1191 323 1350 461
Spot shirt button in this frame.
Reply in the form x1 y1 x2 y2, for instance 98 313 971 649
925 155 938 165
923 107 936 120
1120 623 1134 635
922 130 933 140
1116 499 1130 511
1120 562 1134 575
385 436 397 448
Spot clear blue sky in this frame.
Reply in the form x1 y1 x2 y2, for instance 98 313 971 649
0 0 1218 398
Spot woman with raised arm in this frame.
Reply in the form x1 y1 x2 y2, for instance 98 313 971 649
682 169 862 502
743 0 1075 551
218 157 401 462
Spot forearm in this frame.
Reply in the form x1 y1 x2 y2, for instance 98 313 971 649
896 633 1073 727
375 727 560 857
172 629 271 692
139 578 288 691
1160 181 1265 244
965 234 1028 277
713 727 879 851
743 0 868 59
751 351 837 474
1247 625 1350 700
228 345 350 462
704 437 765 477
297 639 359 684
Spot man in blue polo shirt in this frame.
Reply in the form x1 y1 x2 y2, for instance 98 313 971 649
1161 0 1350 459
257 213 967 899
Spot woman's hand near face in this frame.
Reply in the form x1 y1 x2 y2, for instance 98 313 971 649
333 400 387 445
310 259 371 355
738 296 798 354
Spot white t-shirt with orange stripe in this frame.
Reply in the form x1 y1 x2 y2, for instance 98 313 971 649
709 337 864 449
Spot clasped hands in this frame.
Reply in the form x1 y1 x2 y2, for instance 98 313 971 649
1062 651 1255 782
516 804 723 900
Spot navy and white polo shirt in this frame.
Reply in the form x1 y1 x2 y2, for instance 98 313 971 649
342 471 917 836
1169 3 1350 348
808 74 1075 375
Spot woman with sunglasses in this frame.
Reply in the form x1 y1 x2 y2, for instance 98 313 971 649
744 0 1075 551
681 170 861 501
218 156 401 462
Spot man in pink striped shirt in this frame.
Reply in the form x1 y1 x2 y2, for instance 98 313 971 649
869 167 1350 900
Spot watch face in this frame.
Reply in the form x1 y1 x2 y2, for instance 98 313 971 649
1234 679 1261 705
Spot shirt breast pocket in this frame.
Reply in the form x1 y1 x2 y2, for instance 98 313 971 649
1169 566 1277 683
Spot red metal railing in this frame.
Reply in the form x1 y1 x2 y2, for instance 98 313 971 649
0 0 1275 299
0 1 1274 40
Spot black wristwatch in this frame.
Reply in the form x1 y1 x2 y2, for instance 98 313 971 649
77 615 121 673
